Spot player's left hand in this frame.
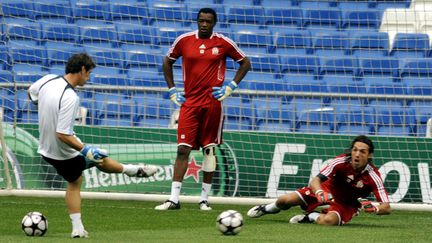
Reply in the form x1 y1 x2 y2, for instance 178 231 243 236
358 198 379 214
212 81 238 101
315 189 333 204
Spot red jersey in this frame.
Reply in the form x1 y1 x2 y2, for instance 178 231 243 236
319 154 389 206
167 30 246 107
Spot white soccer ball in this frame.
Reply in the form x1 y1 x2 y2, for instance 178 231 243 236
216 210 244 235
21 212 48 236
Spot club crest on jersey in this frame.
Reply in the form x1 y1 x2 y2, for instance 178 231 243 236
356 180 364 188
212 47 219 55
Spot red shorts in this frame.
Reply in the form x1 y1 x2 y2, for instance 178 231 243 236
296 187 359 225
177 100 223 150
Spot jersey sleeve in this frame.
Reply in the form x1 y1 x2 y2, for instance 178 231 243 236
318 156 346 179
222 35 246 62
166 35 184 60
56 89 79 135
369 169 390 203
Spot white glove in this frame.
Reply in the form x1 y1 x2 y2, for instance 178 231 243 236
168 87 185 107
80 145 108 163
212 81 238 101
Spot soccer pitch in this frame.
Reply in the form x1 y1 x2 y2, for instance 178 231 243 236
1 196 431 243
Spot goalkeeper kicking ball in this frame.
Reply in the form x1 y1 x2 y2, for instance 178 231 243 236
216 210 243 235
21 212 48 236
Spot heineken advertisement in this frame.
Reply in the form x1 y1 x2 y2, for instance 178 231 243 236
3 124 432 203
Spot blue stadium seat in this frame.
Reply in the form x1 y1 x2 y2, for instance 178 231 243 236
155 28 191 47
9 45 47 67
390 33 430 59
285 76 326 93
223 97 254 130
264 8 303 33
290 97 324 118
4 19 42 44
274 30 312 56
149 3 190 28
86 48 123 68
227 6 265 25
33 0 73 23
1 93 16 122
409 100 432 136
248 54 280 73
79 23 118 49
0 46 10 70
341 10 381 31
311 31 350 57
124 50 163 69
41 23 79 43
336 107 374 135
334 1 371 10
303 8 342 32
400 59 432 96
98 100 135 127
364 77 406 95
280 56 320 78
375 0 411 10
91 74 129 86
72 1 111 21
245 71 287 91
17 89 38 123
320 57 364 94
297 109 335 134
93 92 131 125
253 98 296 132
134 93 173 128
234 30 272 54
116 24 155 45
45 43 84 67
14 68 48 84
360 58 399 79
0 70 13 83
261 0 298 8
375 108 416 136
1 0 34 19
110 2 151 25
349 31 389 58
328 98 365 113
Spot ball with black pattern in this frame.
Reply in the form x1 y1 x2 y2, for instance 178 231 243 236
216 210 243 235
21 212 48 236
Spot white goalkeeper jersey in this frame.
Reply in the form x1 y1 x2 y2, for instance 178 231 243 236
28 74 81 160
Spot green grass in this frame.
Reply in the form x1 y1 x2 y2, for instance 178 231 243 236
1 196 432 242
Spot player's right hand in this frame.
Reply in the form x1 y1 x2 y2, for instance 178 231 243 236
358 198 379 214
315 189 333 204
80 145 108 163
168 87 185 107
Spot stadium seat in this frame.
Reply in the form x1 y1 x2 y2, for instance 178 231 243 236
248 54 280 73
17 90 38 123
253 97 296 132
9 45 47 67
320 57 364 94
245 71 286 91
149 3 190 28
72 1 111 21
0 70 13 83
376 0 411 10
409 100 432 136
297 109 335 134
379 9 417 45
234 30 273 54
97 98 135 127
303 8 342 32
364 77 406 95
33 0 73 23
46 43 84 67
280 55 320 79
336 107 374 135
86 49 123 69
311 31 350 57
1 94 16 122
273 30 312 56
41 23 79 44
0 46 10 70
227 6 265 26
360 58 399 80
264 8 303 33
116 24 155 46
124 50 163 69
400 59 432 96
1 0 34 19
14 68 48 84
389 33 430 59
349 31 389 58
223 97 254 130
285 75 326 93
110 2 151 25
155 28 191 47
4 19 42 44
134 93 173 128
290 97 324 118
341 10 381 31
79 23 118 49
334 1 371 10
91 74 129 86
261 0 298 8
93 92 131 125
375 108 416 137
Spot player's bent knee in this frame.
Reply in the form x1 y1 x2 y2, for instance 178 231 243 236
317 212 340 225
202 146 216 172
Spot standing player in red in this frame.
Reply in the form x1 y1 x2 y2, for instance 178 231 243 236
247 135 391 225
155 8 251 210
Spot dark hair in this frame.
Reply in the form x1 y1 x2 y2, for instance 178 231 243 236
350 135 374 154
197 8 217 23
65 53 96 74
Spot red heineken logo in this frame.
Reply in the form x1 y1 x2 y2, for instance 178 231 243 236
185 156 201 183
